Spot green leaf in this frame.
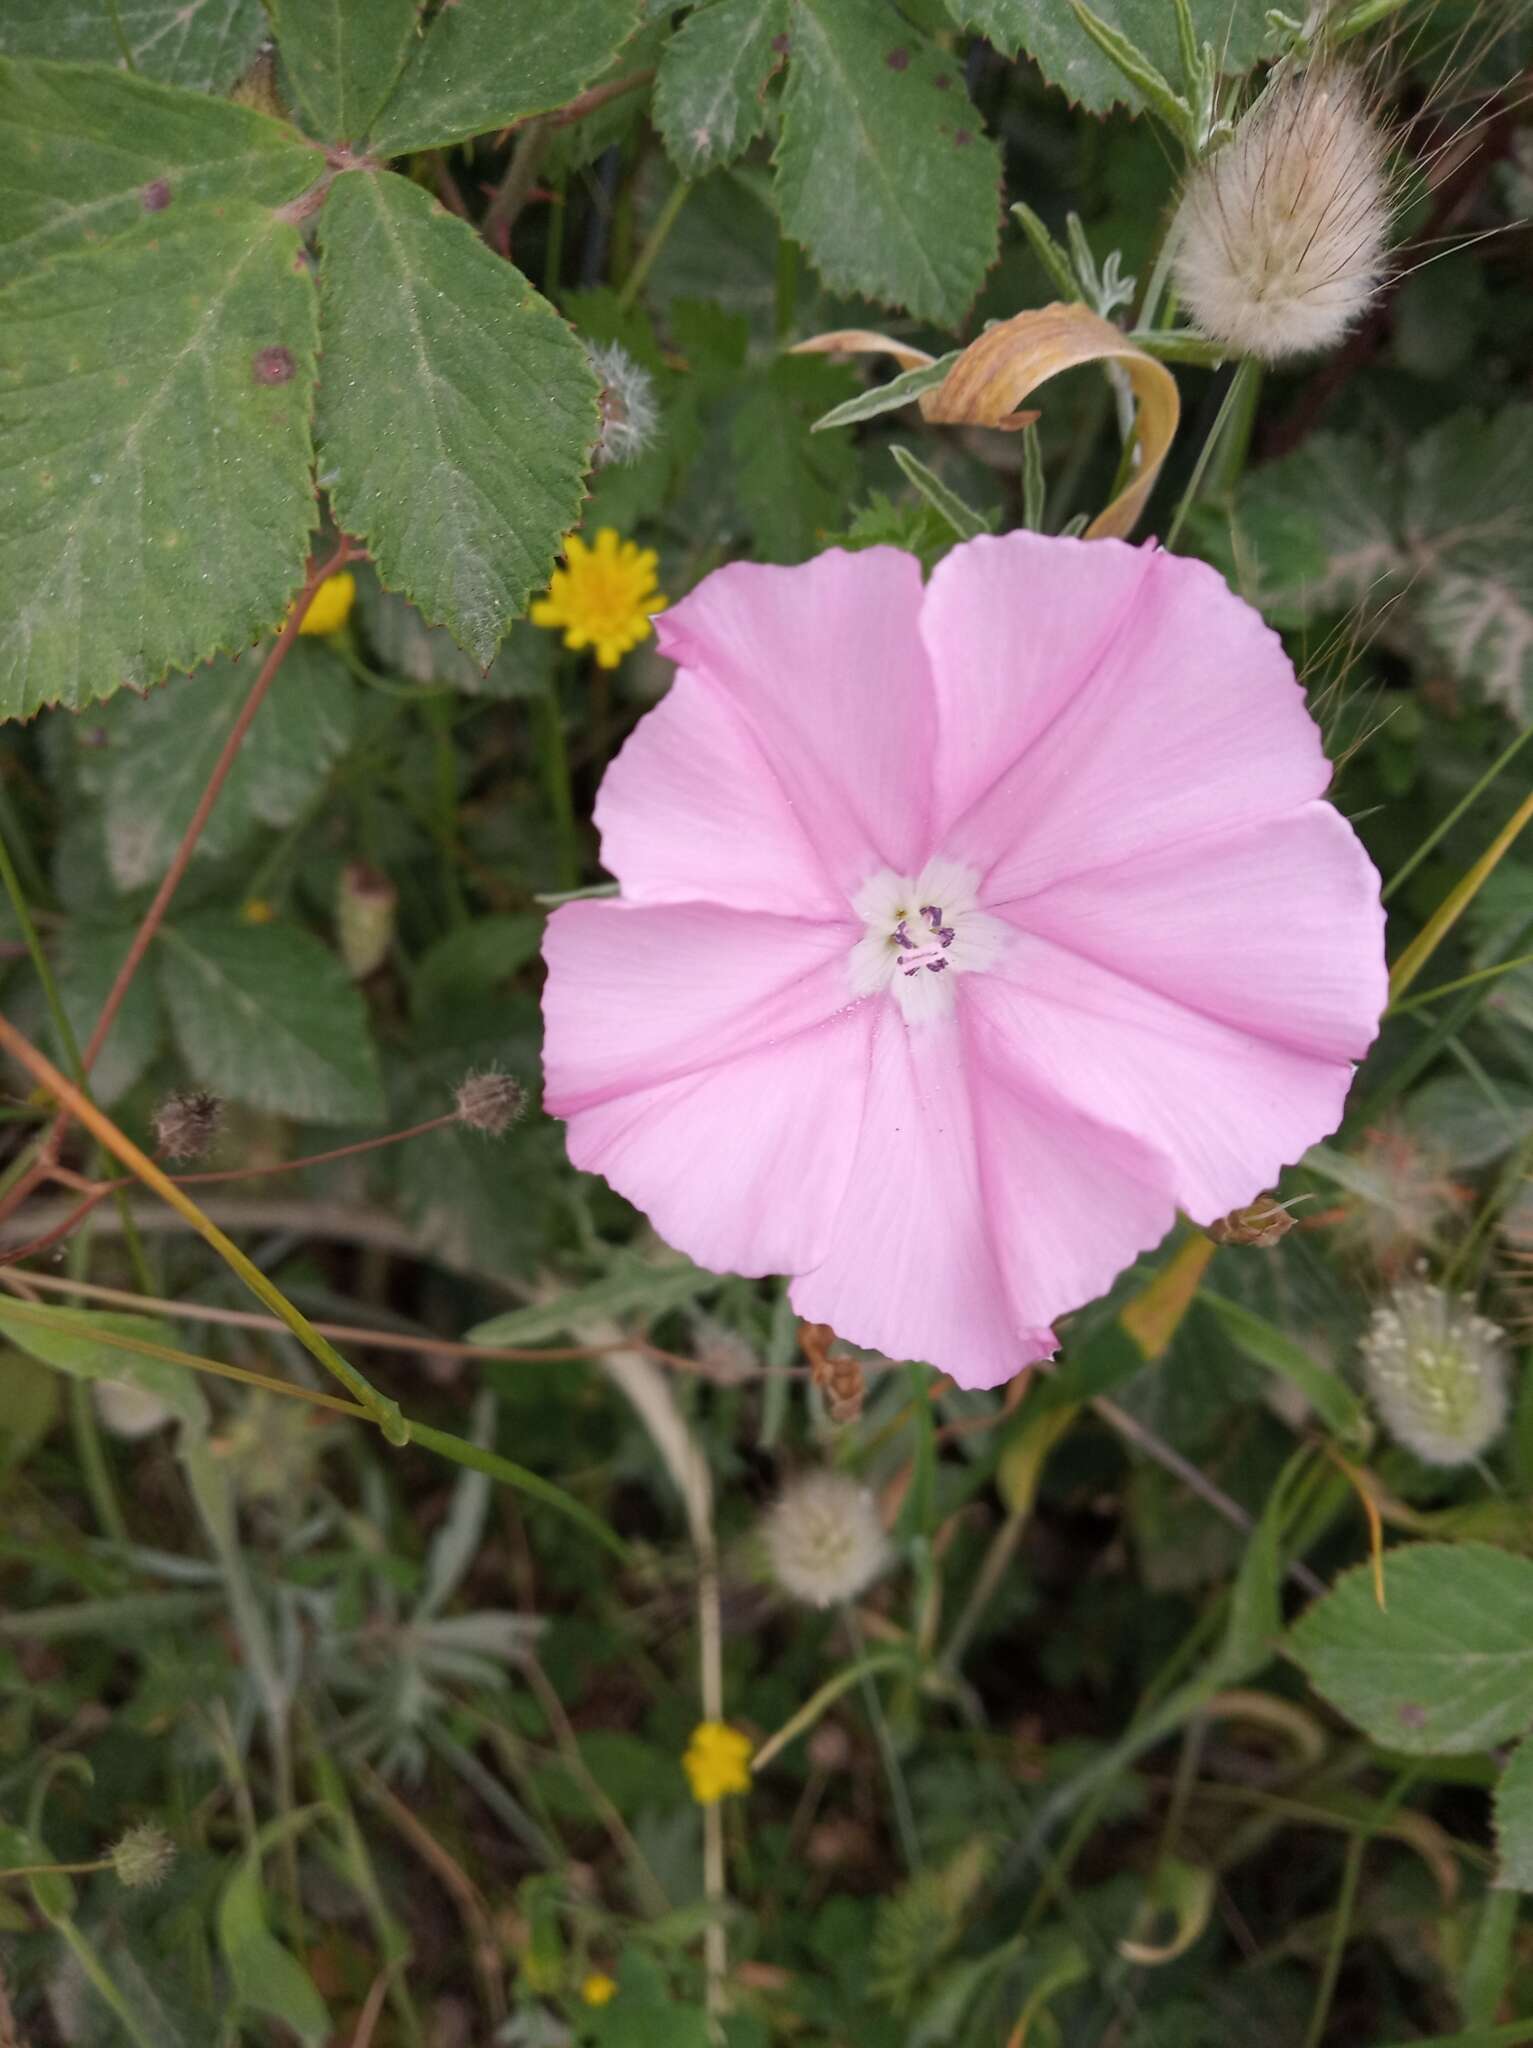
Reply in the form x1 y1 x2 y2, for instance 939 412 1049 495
653 0 789 177
1290 1542 1533 1755
1494 1732 1533 1889
365 0 641 154
0 1350 60 1479
266 0 419 143
1065 0 1191 140
156 914 385 1124
889 444 993 541
1220 434 1404 628
315 169 599 667
218 1813 331 2045
0 59 319 285
1405 407 1533 724
54 921 165 1105
0 1 268 92
98 643 357 889
731 355 861 562
412 914 544 1029
776 0 1001 328
811 351 962 432
467 1256 721 1346
1199 1291 1367 1442
0 207 318 720
948 0 1271 114
0 1301 207 1433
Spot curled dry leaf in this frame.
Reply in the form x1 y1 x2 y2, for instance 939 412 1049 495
793 301 1180 540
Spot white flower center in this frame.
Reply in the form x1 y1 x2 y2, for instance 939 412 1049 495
848 858 1006 1023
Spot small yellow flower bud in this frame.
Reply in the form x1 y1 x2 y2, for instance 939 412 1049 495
295 570 356 637
530 528 667 669
581 1972 618 2007
682 1721 752 1805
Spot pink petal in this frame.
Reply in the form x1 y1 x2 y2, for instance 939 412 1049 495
541 899 870 1274
655 548 936 891
595 673 845 919
1013 804 1387 1062
920 535 1331 901
788 1006 1176 1390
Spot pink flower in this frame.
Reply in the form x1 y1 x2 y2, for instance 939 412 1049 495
541 537 1388 1389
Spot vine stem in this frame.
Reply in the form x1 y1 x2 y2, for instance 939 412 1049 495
0 1014 407 1444
1163 357 1259 550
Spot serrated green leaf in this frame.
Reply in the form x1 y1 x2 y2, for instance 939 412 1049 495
98 643 357 889
1066 0 1190 139
53 921 165 1105
653 0 788 177
0 1301 207 1433
0 207 318 721
1220 434 1404 627
1496 1733 1533 1889
412 914 544 1028
1405 407 1533 724
1290 1542 1533 1755
730 356 861 562
267 0 419 143
0 59 319 285
156 914 385 1124
0 0 268 92
315 169 598 667
776 0 1001 328
365 0 641 154
948 0 1271 114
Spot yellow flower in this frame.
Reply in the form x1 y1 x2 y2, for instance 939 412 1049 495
240 897 277 925
682 1720 752 1806
530 528 667 669
295 570 356 636
580 1973 618 2007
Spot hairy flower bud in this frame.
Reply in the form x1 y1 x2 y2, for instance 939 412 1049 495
763 1470 890 1609
454 1067 527 1136
1172 67 1392 360
336 861 397 981
1360 1278 1510 1467
586 340 660 468
110 1823 176 1891
152 1089 222 1163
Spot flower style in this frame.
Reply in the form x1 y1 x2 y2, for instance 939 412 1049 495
531 527 668 668
296 569 356 636
541 537 1388 1389
683 1720 753 1804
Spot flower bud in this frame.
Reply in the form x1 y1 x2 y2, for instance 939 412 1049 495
1172 67 1393 360
152 1089 222 1163
585 340 660 468
454 1068 527 1136
336 861 396 981
1205 1195 1296 1248
763 1470 890 1610
110 1822 176 1891
1360 1278 1510 1467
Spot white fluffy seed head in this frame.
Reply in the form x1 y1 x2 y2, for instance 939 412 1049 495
1360 1279 1510 1467
762 1471 890 1610
93 1378 174 1440
586 340 660 467
1172 67 1393 361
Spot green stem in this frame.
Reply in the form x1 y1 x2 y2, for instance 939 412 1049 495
1302 1770 1417 2048
847 1611 921 1874
1164 357 1259 549
774 232 799 342
750 1651 907 1775
531 685 581 892
68 1378 129 1547
617 179 690 312
53 1918 159 2048
1390 949 1533 1016
409 1420 629 1561
425 695 468 927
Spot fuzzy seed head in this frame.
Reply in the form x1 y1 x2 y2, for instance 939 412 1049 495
152 1089 223 1163
110 1822 176 1891
1172 68 1392 361
93 1378 174 1441
454 1068 527 1136
586 340 660 468
763 1471 890 1609
1360 1279 1510 1467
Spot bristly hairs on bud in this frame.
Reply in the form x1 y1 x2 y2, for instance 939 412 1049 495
585 340 660 468
110 1822 176 1891
762 1470 890 1610
1359 1275 1511 1468
1171 62 1396 360
152 1089 223 1163
454 1067 527 1137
